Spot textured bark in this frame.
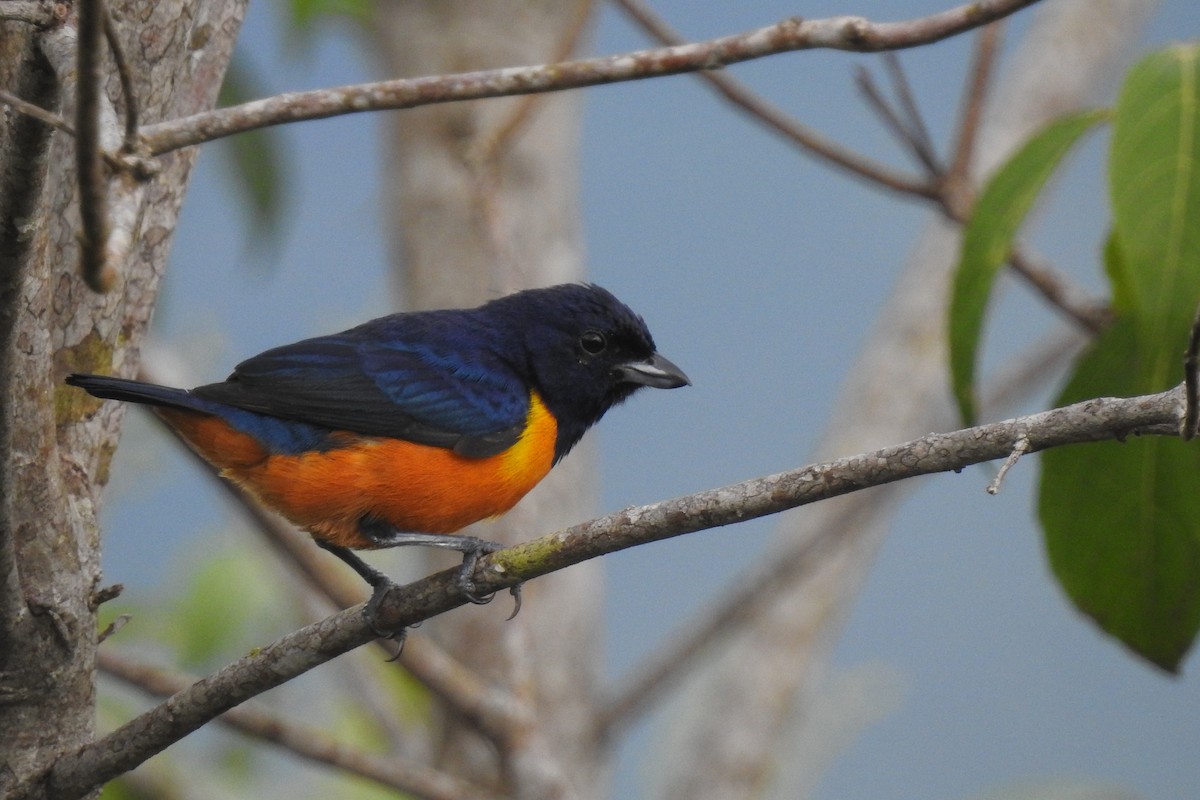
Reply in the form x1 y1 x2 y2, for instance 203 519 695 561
655 2 1160 798
371 2 605 798
0 1 244 795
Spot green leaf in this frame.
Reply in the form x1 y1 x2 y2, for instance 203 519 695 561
1110 44 1200 383
1040 319 1200 672
217 55 289 249
1040 45 1200 672
949 109 1108 425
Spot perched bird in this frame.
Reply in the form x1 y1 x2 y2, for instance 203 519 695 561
68 284 689 617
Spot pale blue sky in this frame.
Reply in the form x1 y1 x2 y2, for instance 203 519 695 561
101 2 1200 798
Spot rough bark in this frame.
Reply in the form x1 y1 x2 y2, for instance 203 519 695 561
371 1 605 798
0 1 245 794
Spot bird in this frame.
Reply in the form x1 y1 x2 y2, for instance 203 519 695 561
67 283 689 622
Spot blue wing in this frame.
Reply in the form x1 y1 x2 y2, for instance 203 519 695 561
192 312 531 457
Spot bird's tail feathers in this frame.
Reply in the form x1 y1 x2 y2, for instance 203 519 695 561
66 373 201 413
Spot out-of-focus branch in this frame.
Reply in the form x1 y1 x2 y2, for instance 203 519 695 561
76 0 114 293
97 649 503 800
616 2 1107 334
139 0 1043 155
610 0 934 196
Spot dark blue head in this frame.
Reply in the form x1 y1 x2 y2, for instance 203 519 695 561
481 284 689 462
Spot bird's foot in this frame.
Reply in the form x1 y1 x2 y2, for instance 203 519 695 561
363 577 408 643
456 541 522 619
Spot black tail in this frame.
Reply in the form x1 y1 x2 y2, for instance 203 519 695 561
66 374 201 413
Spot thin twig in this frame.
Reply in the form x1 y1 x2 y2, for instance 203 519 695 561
0 1 58 26
611 0 935 197
76 0 115 293
102 4 139 152
0 90 129 171
1007 247 1112 333
1183 303 1200 440
616 1 1104 331
469 0 594 167
0 89 75 135
139 0 1045 156
855 63 935 173
986 434 1029 494
883 53 941 173
945 23 1003 203
97 649 503 800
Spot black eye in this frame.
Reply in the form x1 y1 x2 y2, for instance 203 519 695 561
579 329 607 356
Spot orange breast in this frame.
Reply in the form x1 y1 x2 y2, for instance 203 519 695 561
159 393 558 549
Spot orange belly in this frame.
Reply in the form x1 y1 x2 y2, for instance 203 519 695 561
159 393 558 549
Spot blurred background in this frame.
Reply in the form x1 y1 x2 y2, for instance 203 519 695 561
99 2 1200 798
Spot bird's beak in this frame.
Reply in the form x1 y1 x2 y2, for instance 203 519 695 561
617 352 691 389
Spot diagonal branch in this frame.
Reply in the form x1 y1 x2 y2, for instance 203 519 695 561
10 385 1182 799
611 0 934 197
139 0 1044 155
97 649 503 800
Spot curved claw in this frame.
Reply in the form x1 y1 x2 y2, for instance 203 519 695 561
455 547 522 619
364 579 406 641
505 584 524 621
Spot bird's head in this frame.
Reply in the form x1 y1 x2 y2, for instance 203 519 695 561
485 284 689 462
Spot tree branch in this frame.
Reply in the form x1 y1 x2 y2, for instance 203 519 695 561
0 2 58 26
97 649 503 800
75 0 114 293
139 0 1044 155
11 385 1181 799
610 0 934 197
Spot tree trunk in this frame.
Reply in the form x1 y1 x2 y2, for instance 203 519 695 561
371 1 605 797
0 1 245 793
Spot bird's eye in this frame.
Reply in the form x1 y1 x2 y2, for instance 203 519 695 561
579 329 608 356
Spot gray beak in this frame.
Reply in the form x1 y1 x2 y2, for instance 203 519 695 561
616 352 691 389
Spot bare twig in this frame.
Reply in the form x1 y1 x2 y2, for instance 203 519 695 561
1183 303 1200 440
139 0 1044 156
614 2 1103 331
0 89 74 135
855 63 938 174
96 614 130 644
945 23 1003 203
102 5 139 151
883 53 941 173
13 385 1183 800
855 56 941 174
1007 247 1112 333
97 649 503 800
611 0 933 196
469 0 595 167
986 434 1030 494
0 1 58 26
76 0 115 293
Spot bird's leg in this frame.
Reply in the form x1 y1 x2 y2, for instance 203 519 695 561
358 517 521 615
314 540 406 638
